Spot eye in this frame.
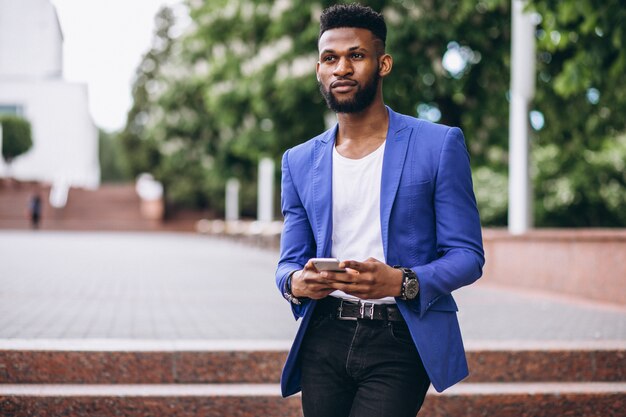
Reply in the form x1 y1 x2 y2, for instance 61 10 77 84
322 55 336 62
351 53 364 59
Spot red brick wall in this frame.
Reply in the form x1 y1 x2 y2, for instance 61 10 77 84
482 229 626 305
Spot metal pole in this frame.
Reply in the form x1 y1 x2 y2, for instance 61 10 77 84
508 0 536 234
225 178 240 222
258 157 274 223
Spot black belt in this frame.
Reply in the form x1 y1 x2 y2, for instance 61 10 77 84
316 297 404 321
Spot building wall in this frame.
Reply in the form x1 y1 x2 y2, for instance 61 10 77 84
0 0 63 79
0 80 99 188
0 0 100 188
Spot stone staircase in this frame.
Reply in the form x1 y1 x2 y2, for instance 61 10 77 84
0 181 196 232
1 340 625 416
0 181 47 229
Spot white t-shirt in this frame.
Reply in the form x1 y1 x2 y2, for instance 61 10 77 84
330 140 395 304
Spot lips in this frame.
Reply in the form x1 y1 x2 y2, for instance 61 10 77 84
330 80 358 94
331 80 358 89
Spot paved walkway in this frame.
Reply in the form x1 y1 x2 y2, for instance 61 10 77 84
1 231 625 342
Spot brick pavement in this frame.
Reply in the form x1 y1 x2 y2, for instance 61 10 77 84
1 230 625 341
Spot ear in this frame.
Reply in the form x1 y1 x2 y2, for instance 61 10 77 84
316 61 321 82
378 54 393 78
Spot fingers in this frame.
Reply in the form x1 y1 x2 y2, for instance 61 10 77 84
307 286 334 300
296 276 334 299
327 258 387 299
341 260 363 271
342 258 379 272
327 281 356 291
320 270 356 284
298 258 388 299
296 266 346 299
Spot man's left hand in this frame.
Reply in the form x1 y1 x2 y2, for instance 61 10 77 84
324 258 403 299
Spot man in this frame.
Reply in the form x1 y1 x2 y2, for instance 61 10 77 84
29 193 42 229
276 4 484 416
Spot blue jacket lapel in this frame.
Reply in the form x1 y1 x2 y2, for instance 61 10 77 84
312 125 336 257
381 108 411 261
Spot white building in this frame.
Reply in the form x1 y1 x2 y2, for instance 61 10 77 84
0 0 100 188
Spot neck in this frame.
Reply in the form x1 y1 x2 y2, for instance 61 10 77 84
333 99 389 159
335 99 388 145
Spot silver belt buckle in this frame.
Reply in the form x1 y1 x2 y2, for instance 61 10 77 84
360 302 375 320
338 300 357 321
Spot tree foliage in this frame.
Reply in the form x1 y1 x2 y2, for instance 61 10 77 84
1 115 33 164
527 0 626 226
120 0 626 226
119 8 174 191
99 129 133 183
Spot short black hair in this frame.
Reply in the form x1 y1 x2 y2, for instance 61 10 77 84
319 3 387 47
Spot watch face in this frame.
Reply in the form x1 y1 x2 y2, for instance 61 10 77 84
405 279 419 299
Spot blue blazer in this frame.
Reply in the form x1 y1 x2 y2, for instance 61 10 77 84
276 107 484 396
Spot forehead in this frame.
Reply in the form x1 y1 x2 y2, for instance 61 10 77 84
318 27 377 52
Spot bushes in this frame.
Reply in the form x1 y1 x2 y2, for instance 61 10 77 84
0 115 32 163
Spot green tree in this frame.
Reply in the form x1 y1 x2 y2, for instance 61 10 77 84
99 129 132 183
383 0 512 225
119 6 226 210
119 6 176 179
122 0 626 226
527 0 626 226
1 115 33 164
176 0 326 215
166 0 513 220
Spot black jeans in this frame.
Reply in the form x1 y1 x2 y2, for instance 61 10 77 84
300 302 431 417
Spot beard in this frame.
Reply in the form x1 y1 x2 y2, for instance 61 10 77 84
318 69 380 114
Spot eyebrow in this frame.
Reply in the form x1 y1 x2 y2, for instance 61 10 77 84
320 45 368 55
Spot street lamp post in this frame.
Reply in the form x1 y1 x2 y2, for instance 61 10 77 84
508 0 536 235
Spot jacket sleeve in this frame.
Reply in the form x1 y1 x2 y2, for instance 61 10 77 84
412 127 485 317
275 149 315 319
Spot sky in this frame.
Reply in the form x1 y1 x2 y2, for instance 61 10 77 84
50 0 187 132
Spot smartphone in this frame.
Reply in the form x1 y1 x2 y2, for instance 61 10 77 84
311 258 346 273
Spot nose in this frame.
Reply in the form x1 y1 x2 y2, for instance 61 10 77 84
333 56 353 77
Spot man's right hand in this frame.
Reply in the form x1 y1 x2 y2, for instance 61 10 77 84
291 260 338 299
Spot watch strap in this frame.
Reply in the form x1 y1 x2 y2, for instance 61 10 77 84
393 266 419 300
283 270 302 305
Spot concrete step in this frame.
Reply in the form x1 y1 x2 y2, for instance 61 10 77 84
424 382 626 417
0 384 301 417
1 382 625 417
463 340 626 383
1 340 624 384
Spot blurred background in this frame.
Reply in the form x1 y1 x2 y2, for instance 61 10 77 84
1 0 624 229
1 2 625 415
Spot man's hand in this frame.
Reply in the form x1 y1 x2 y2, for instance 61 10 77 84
290 260 337 300
327 258 403 299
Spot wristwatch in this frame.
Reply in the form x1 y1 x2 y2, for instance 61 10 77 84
283 271 302 305
394 266 420 300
